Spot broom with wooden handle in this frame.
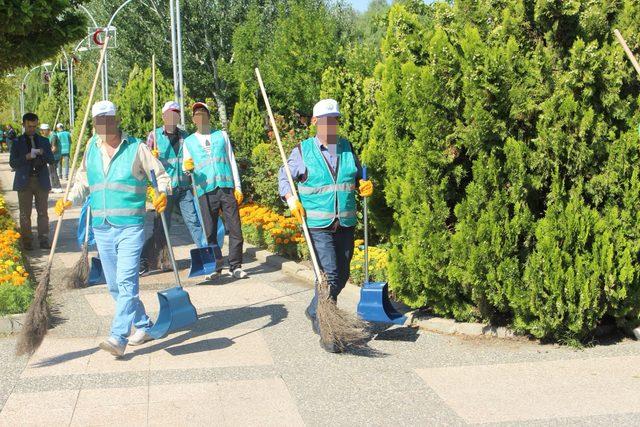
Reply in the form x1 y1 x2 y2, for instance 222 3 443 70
16 37 111 356
255 68 367 352
614 29 640 77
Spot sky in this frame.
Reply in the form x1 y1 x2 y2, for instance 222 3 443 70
347 0 436 13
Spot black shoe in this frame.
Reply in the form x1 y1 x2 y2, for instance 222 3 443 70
39 240 51 250
139 260 150 276
319 337 342 354
305 307 319 335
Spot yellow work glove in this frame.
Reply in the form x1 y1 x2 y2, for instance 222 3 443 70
152 192 167 214
287 196 305 223
55 199 72 216
183 158 194 172
151 148 159 158
234 190 243 205
359 179 373 197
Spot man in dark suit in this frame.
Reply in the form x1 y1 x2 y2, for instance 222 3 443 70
10 112 55 250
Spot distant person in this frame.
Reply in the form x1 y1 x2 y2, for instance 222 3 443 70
9 113 55 250
55 123 71 180
40 123 62 193
6 125 17 152
0 125 6 153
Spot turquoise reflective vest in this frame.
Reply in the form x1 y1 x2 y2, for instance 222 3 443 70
86 135 147 227
298 137 357 228
57 130 71 155
184 131 234 197
154 127 189 189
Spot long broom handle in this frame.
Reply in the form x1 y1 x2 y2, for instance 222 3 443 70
48 36 111 265
254 68 323 281
83 205 90 247
614 29 640 77
150 170 182 287
152 54 157 150
363 166 369 285
53 107 61 132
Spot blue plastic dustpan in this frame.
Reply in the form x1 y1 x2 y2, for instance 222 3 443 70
88 257 106 286
147 170 198 338
357 281 407 325
188 244 221 278
356 166 406 325
147 286 198 339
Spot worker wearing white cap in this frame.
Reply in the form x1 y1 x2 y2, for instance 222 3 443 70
278 98 373 353
39 124 63 194
183 101 247 280
139 101 205 274
55 100 172 357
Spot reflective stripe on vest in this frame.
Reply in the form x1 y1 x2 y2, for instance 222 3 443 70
86 135 147 227
155 127 189 188
298 137 358 228
184 131 234 197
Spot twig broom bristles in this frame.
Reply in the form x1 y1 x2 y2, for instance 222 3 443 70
255 68 367 352
65 205 91 289
16 37 111 356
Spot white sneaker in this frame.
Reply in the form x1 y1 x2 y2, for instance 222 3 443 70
99 337 126 357
232 268 248 279
52 188 63 193
128 329 153 346
633 326 640 340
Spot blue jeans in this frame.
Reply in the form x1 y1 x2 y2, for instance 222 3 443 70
57 154 69 179
306 225 355 318
93 224 152 345
166 187 206 247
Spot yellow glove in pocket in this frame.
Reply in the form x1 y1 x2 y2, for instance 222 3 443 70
55 199 72 216
151 148 159 158
359 179 373 197
183 158 194 172
152 192 167 214
234 190 243 205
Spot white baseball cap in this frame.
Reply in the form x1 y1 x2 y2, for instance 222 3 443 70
162 101 180 114
56 123 64 129
40 123 50 130
92 100 117 118
313 99 340 118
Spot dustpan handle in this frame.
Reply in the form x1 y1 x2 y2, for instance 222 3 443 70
190 176 209 246
150 170 182 287
363 165 369 285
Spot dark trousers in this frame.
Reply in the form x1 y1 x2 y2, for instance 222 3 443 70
199 187 243 271
49 160 61 188
17 177 49 243
306 225 355 318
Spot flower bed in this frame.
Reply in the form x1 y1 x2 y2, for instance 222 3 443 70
239 203 389 285
0 196 33 316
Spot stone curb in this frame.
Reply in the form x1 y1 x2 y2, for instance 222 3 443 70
244 244 520 340
0 313 25 334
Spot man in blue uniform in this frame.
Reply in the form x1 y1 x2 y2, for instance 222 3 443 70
56 101 170 357
279 99 373 352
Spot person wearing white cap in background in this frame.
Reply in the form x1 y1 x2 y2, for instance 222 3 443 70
55 100 172 357
39 123 63 194
278 98 373 353
55 123 72 180
182 101 247 280
139 101 206 274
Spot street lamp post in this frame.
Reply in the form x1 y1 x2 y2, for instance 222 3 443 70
169 0 186 125
20 62 53 117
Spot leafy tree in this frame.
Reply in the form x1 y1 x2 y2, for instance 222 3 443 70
229 83 264 160
0 1 87 72
372 0 640 341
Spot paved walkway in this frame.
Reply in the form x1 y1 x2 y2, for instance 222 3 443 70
1 153 640 426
